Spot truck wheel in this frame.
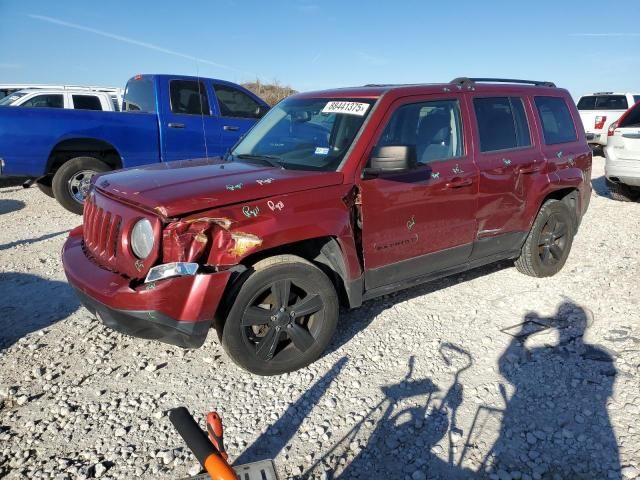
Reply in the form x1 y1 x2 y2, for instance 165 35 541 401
222 255 338 376
515 200 575 278
52 157 110 214
36 180 54 198
606 179 640 202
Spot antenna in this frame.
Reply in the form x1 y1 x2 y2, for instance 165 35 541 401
196 62 209 159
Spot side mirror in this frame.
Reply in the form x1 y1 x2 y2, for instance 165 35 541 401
364 145 417 177
256 105 270 118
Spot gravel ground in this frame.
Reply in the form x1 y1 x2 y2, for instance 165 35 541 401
0 156 638 480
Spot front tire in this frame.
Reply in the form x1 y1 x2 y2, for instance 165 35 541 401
606 179 640 202
222 255 338 376
52 156 110 214
515 200 575 278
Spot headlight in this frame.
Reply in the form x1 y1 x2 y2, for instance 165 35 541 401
130 218 154 259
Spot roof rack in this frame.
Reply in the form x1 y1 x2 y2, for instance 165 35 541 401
451 77 556 88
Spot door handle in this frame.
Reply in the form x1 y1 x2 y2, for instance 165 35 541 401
168 122 185 129
517 164 543 174
622 133 640 139
445 177 473 188
223 125 240 131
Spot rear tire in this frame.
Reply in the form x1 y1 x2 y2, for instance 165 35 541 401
515 200 575 278
606 179 640 202
36 180 54 198
52 156 110 214
222 255 338 376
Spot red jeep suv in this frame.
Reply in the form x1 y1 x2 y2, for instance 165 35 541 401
63 78 592 375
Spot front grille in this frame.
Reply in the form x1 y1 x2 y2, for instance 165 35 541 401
83 195 122 268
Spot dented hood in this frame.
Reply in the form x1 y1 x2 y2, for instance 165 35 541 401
95 157 344 218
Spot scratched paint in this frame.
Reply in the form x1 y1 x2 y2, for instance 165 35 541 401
406 216 416 231
452 164 464 175
229 232 263 257
431 172 440 179
226 183 243 191
242 205 260 218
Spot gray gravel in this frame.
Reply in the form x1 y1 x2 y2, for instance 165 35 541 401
0 157 638 479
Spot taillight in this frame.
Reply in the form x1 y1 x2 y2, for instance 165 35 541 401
608 121 618 137
595 116 607 130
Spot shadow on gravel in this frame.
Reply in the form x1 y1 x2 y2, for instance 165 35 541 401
0 229 69 252
326 261 512 357
306 303 620 479
0 176 29 188
0 272 80 350
235 357 348 465
0 199 26 215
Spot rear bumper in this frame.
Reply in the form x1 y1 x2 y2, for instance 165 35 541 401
604 150 640 187
586 132 607 146
62 226 232 348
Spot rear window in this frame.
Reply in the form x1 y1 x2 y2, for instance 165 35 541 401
619 104 640 128
535 96 577 145
634 96 640 106
577 95 628 111
123 77 156 113
72 95 103 111
474 97 531 152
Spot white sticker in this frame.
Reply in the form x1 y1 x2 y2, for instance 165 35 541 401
314 147 330 155
322 101 369 116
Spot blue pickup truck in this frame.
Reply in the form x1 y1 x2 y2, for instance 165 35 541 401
0 74 269 213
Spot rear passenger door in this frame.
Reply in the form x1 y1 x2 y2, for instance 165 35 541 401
359 94 479 290
470 95 541 257
533 95 588 183
211 83 265 152
162 79 222 161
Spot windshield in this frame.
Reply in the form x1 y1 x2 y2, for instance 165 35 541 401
0 91 28 106
230 97 375 171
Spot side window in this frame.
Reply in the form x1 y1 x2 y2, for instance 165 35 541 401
577 96 596 110
633 95 640 106
123 77 156 112
378 99 464 165
534 96 577 145
72 95 103 111
169 80 210 115
473 97 531 152
21 94 63 108
213 84 262 119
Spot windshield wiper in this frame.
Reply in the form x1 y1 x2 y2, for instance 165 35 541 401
235 154 283 168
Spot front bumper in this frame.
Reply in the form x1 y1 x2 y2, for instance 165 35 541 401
62 226 232 348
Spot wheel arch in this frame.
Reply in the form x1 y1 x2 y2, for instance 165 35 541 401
46 138 123 175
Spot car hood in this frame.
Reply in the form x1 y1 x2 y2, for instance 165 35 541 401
95 157 344 218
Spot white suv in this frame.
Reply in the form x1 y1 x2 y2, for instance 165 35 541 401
577 92 640 147
0 89 119 111
604 101 640 201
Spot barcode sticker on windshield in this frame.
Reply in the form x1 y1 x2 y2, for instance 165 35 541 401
322 101 370 116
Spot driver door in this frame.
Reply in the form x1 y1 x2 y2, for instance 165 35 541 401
359 94 479 290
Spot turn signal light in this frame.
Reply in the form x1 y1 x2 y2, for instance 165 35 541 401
608 121 618 137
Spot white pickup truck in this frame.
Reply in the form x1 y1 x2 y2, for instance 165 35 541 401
577 92 640 147
0 88 120 111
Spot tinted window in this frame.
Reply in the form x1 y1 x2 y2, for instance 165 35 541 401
474 97 531 152
577 96 596 110
619 103 640 128
170 80 209 115
123 77 156 113
535 96 577 145
578 95 628 110
110 96 120 111
214 84 261 118
634 96 640 105
21 94 63 108
379 99 464 164
72 95 103 110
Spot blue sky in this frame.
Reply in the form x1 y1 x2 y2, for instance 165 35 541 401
1 0 639 98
